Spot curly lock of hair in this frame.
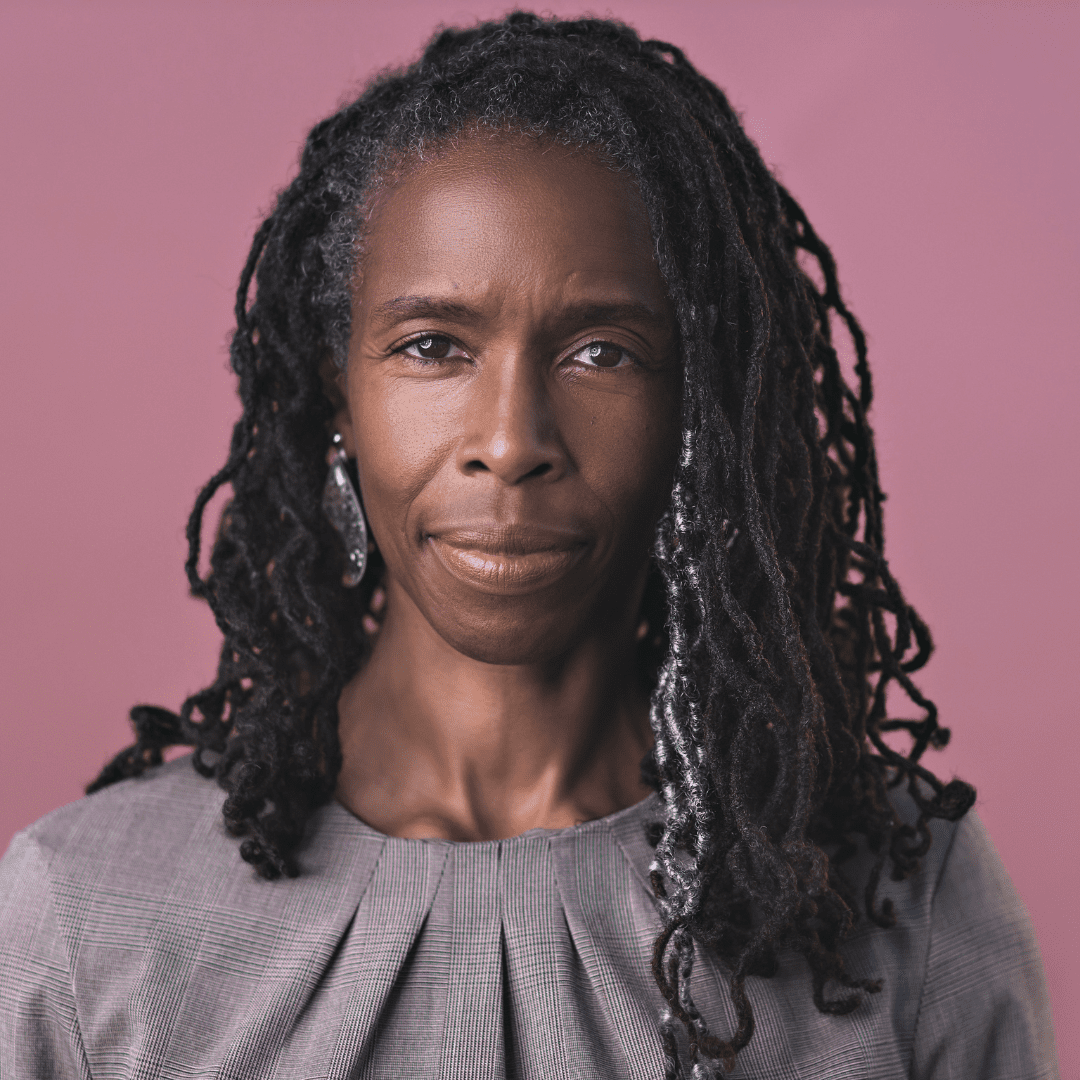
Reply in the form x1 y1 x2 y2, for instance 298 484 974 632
89 12 974 1076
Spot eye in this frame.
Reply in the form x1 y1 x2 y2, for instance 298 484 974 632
399 335 464 362
571 341 633 369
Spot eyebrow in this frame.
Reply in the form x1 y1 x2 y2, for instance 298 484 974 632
371 295 669 330
372 296 481 323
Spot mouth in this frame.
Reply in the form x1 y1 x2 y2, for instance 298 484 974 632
426 525 589 595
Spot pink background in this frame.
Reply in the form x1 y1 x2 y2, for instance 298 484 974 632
1 0 1076 1067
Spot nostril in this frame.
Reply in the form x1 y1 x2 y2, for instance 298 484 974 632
464 459 491 474
524 463 552 479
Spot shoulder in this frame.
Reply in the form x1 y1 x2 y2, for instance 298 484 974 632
870 792 1043 977
0 755 246 976
839 786 1032 944
0 756 234 987
837 792 1058 1079
0 758 391 1076
3 755 229 892
0 758 227 1077
0 753 386 956
878 793 1010 940
910 810 1058 1078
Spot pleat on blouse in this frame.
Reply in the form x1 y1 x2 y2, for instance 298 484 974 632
0 756 1057 1079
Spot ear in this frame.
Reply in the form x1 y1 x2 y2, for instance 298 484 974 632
319 355 357 457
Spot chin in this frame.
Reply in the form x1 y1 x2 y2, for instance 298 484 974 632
431 610 584 667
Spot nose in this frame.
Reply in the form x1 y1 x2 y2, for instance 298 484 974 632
457 353 569 485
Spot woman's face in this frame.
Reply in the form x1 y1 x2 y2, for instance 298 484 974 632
340 132 682 665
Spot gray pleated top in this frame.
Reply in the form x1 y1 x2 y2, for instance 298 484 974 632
0 756 1058 1079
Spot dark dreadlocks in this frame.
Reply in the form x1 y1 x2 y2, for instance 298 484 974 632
89 13 974 1076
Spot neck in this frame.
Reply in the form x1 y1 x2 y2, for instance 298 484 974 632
335 576 655 840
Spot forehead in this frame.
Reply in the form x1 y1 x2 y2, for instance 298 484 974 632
355 132 664 309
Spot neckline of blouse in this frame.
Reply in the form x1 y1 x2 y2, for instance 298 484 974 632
326 789 664 848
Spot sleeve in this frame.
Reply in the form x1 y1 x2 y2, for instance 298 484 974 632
0 831 92 1080
910 812 1059 1080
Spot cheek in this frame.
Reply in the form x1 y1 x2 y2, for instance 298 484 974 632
350 379 454 540
573 393 681 532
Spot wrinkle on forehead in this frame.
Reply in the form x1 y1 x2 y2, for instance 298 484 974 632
350 122 640 281
348 131 667 356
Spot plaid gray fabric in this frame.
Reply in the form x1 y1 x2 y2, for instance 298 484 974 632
0 757 1057 1079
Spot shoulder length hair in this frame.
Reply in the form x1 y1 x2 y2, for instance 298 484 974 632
91 13 974 1075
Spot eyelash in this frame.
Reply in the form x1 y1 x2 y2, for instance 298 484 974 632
393 334 638 369
395 335 466 364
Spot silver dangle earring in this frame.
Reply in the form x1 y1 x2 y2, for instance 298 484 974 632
322 433 368 587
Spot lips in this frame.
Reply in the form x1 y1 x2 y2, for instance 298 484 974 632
426 524 589 595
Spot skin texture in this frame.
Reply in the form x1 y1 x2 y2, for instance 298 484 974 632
333 132 682 840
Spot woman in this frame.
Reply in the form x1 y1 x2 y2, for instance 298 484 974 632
0 12 1056 1079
